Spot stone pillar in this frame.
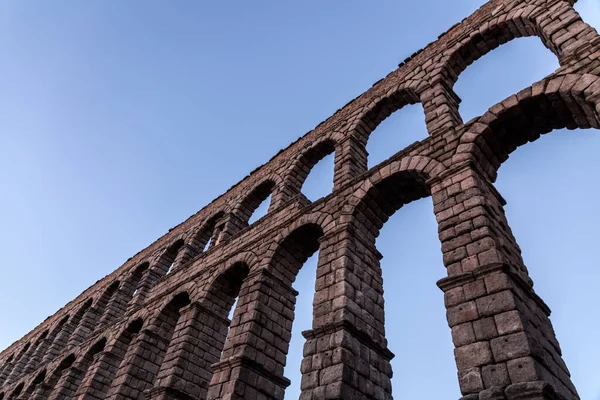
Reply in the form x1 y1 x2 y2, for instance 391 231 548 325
207 269 295 400
4 343 34 385
299 227 394 400
147 302 228 400
47 364 87 400
333 136 367 190
75 323 141 400
431 163 578 400
105 329 171 399
0 357 15 386
421 80 463 135
127 269 163 312
30 381 55 400
73 352 119 399
97 291 129 329
42 326 74 365
22 339 52 377
68 308 101 350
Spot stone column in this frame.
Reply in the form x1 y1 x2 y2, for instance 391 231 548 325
22 339 52 377
97 291 129 329
0 357 15 386
127 269 163 312
431 163 578 400
42 325 75 365
299 227 394 400
30 381 56 400
105 329 171 399
207 268 295 400
146 302 228 400
333 136 367 190
47 364 87 400
3 344 31 386
73 352 119 399
68 308 101 350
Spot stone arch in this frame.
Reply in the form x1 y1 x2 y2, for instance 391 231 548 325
123 261 150 309
345 155 446 214
7 382 22 399
236 178 277 223
47 337 107 400
43 299 93 364
21 369 45 398
188 210 226 254
454 73 600 181
75 318 144 399
281 137 337 201
157 238 185 275
151 260 253 399
17 330 49 378
107 291 191 399
431 1 598 128
299 158 443 399
31 353 75 398
208 223 324 399
0 343 29 386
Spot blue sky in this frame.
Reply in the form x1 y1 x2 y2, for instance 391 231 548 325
1 1 599 399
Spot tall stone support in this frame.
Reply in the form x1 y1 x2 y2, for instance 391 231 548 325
4 343 34 385
22 339 52 378
299 228 394 400
431 163 578 400
127 269 163 312
147 302 228 400
42 326 75 365
47 364 87 400
75 324 141 400
105 329 170 399
333 136 368 190
207 269 296 400
97 291 128 329
0 357 16 386
30 356 75 400
74 352 119 400
68 309 101 350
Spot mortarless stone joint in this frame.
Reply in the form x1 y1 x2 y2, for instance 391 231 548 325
1 0 599 398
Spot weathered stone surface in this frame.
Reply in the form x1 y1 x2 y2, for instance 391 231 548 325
1 0 597 398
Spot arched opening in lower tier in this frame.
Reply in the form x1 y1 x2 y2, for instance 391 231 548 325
465 79 600 399
347 169 459 398
209 223 323 400
83 319 143 398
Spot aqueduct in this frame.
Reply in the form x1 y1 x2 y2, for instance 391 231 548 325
1 0 599 398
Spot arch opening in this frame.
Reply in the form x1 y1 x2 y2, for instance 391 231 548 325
162 239 184 275
494 126 600 399
22 369 45 398
213 223 323 399
454 36 560 123
292 140 336 201
467 83 600 398
192 211 225 254
365 103 429 169
347 170 459 397
244 180 276 225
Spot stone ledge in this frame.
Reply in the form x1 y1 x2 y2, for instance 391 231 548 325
210 355 291 389
302 319 395 361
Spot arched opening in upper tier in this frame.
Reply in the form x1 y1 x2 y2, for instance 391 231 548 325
454 37 559 123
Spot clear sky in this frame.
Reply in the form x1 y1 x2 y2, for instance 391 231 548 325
1 1 599 399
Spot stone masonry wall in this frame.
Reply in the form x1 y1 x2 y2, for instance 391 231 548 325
1 0 599 398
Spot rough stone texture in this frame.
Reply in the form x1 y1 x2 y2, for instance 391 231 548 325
1 0 598 398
